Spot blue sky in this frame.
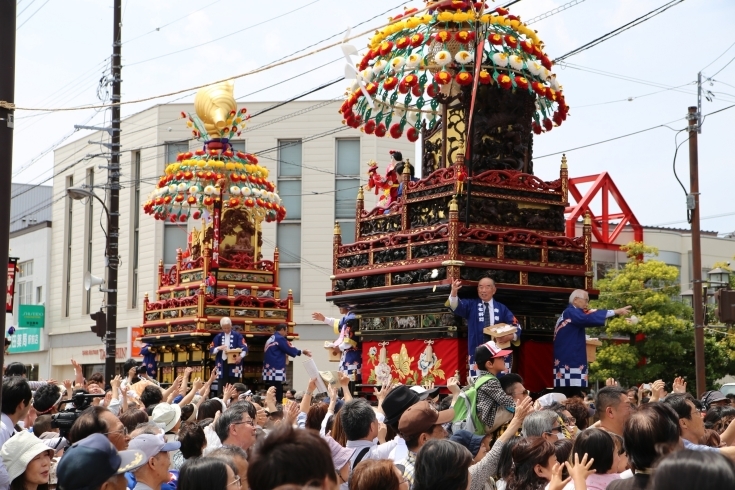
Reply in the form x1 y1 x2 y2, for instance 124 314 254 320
10 0 735 237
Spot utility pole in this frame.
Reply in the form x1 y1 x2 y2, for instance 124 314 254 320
687 105 706 398
105 0 122 385
0 0 18 407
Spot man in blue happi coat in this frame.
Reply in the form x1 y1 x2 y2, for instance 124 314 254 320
210 316 248 396
448 276 521 379
554 289 630 397
263 323 312 401
312 306 362 382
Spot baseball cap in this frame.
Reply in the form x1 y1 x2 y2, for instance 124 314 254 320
702 390 729 408
57 433 146 490
151 402 182 433
474 341 512 368
0 431 55 482
398 401 454 438
410 385 441 401
128 433 181 459
383 385 420 427
450 430 485 457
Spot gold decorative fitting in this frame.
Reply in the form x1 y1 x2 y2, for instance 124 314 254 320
583 211 591 225
454 144 465 165
334 222 342 235
561 154 568 169
448 196 459 212
402 160 412 175
442 260 466 267
357 185 364 200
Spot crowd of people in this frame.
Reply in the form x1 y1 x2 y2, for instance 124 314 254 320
2 345 735 490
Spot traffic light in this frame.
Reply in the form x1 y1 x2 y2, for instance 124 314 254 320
715 289 735 324
90 310 106 338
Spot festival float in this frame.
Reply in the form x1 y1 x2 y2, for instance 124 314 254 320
328 1 594 392
137 81 295 386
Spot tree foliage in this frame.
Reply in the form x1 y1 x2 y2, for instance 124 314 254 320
588 242 735 392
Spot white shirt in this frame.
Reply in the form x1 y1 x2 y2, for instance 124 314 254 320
221 333 231 361
342 439 399 490
0 413 16 446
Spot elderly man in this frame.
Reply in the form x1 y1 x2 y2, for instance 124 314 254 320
522 409 565 443
448 276 521 378
127 434 180 490
553 289 630 397
210 317 248 396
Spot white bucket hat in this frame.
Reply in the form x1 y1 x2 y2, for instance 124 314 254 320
1 430 55 482
151 402 182 433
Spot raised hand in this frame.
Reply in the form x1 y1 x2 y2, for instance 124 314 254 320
548 462 571 490
184 367 194 376
192 378 204 391
512 394 534 423
111 375 122 389
307 377 318 394
375 384 392 405
223 383 236 402
128 367 137 380
651 379 666 401
673 376 687 394
284 400 299 425
605 378 618 387
311 312 326 322
302 349 313 357
450 279 462 296
614 305 632 316
566 452 596 484
338 372 351 388
71 359 81 371
447 376 461 396
63 379 72 393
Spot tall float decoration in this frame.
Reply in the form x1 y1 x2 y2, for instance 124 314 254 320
138 81 295 386
328 1 592 392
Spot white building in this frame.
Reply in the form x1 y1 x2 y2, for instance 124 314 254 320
48 100 415 387
7 184 53 379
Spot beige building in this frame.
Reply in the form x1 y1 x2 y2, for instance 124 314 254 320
48 99 414 388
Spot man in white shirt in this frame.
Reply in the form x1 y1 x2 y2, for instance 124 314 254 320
341 399 399 490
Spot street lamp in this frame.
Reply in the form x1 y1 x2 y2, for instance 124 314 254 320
67 186 119 387
708 267 731 288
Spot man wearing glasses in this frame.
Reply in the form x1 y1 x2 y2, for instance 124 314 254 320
214 402 257 451
521 410 566 442
127 434 181 490
553 289 631 397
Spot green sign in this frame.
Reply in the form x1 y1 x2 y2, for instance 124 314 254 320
19 305 44 328
8 327 42 353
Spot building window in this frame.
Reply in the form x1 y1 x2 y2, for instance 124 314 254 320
36 286 43 305
594 261 616 282
163 223 187 271
230 140 246 153
64 175 74 317
84 168 94 314
277 139 302 303
18 281 33 305
335 139 360 243
17 260 33 278
166 142 189 163
130 151 141 308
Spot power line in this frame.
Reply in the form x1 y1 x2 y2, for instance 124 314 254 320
553 0 685 63
125 0 324 67
525 0 587 25
700 39 735 73
708 53 735 79
16 0 49 30
572 83 696 109
122 0 225 45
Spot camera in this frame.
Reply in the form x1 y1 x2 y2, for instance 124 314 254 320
51 392 105 438
136 365 148 375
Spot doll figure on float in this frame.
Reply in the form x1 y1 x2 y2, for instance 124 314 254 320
367 150 404 210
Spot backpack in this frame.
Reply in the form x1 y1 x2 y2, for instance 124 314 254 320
451 373 513 435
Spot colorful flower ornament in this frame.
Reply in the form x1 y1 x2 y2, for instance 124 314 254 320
339 4 568 140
